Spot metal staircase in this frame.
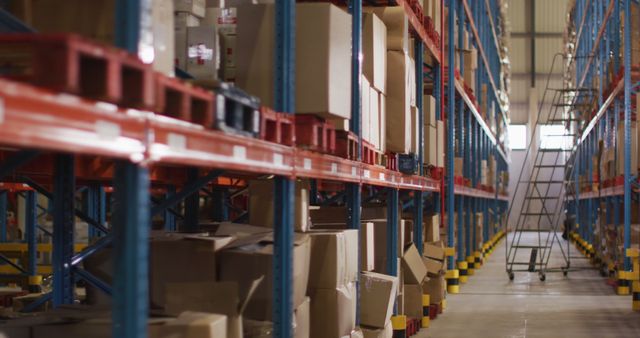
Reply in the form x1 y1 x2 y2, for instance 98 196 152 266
505 54 587 281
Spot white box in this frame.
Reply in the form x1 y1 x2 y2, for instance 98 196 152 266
363 12 387 94
175 12 201 69
362 77 371 143
436 120 445 167
370 88 381 150
186 26 219 80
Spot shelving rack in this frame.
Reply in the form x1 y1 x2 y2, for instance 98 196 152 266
564 0 640 305
0 0 510 337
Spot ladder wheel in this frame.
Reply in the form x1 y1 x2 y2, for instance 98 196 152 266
539 273 546 282
508 272 514 280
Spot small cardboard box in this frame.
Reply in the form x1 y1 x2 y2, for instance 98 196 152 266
385 50 413 153
361 322 392 338
402 244 427 284
424 125 438 166
174 0 206 17
425 215 440 242
309 282 357 338
308 230 359 289
362 222 376 271
249 179 310 232
422 274 446 304
422 257 445 277
424 95 436 126
403 283 424 319
359 272 398 329
186 26 219 81
424 241 446 261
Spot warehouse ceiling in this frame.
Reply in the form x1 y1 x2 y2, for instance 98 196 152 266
506 0 569 123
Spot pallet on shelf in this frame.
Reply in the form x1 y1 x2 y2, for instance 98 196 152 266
259 107 295 146
295 114 336 155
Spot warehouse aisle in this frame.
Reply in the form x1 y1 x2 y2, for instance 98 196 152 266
420 233 640 338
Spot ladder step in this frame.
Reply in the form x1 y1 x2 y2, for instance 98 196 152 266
521 212 554 216
539 149 573 152
512 245 552 249
525 196 559 200
534 164 565 168
509 262 546 266
519 180 564 183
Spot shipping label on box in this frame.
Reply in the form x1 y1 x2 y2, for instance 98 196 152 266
186 26 220 80
204 7 237 34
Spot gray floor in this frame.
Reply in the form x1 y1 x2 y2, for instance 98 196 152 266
419 233 640 338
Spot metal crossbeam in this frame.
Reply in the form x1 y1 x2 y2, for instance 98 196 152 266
150 170 224 217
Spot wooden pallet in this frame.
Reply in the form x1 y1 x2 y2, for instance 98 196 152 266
259 107 295 146
155 74 214 127
295 114 336 154
335 130 359 160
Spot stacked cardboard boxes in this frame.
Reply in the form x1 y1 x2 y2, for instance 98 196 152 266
359 271 398 338
362 12 388 152
401 244 428 320
422 241 447 307
203 4 237 82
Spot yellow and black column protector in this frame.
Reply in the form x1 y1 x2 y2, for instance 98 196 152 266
627 248 640 310
445 269 460 294
474 250 483 268
392 315 407 338
466 255 476 275
458 261 469 283
28 275 43 293
617 270 631 295
421 294 431 328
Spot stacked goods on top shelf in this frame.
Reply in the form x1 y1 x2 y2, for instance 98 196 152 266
8 0 176 76
620 1 640 65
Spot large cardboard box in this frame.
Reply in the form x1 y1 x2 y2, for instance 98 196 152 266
403 283 423 319
362 222 376 271
424 95 436 126
422 274 446 304
362 77 372 143
615 121 639 176
424 241 446 261
402 244 427 284
309 282 357 338
218 234 311 321
422 257 445 277
426 215 440 242
249 179 310 232
410 106 420 154
386 51 414 153
366 7 409 53
165 281 259 338
359 272 398 329
295 297 310 338
371 88 382 150
361 322 393 338
175 12 201 69
309 205 349 224
372 220 406 273
236 3 351 119
186 26 220 81
363 12 388 93
379 93 387 152
308 230 359 289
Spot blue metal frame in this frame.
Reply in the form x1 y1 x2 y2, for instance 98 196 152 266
447 0 457 271
0 190 6 242
25 190 37 279
52 155 75 306
386 187 399 314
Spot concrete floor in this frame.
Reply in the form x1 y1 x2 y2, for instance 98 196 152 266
419 233 640 338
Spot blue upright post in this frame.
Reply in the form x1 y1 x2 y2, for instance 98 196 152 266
52 155 75 307
386 188 399 294
88 184 106 239
622 0 632 274
447 0 457 272
348 0 363 325
0 190 6 242
25 190 38 288
112 161 150 338
274 1 295 336
184 168 200 232
164 185 177 231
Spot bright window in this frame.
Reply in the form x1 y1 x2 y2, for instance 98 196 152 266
540 125 571 149
508 124 527 150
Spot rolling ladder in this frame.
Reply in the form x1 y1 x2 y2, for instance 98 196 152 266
505 54 587 281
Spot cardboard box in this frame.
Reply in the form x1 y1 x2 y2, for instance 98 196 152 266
424 241 445 261
359 272 398 329
424 95 436 126
424 125 438 166
363 12 388 93
249 179 310 232
152 0 175 76
174 0 206 17
402 244 427 284
410 106 420 154
362 76 372 143
309 205 349 224
615 121 639 176
386 51 413 153
422 257 445 277
371 88 381 150
426 215 440 242
165 280 246 337
308 230 359 289
352 329 365 338
361 322 393 338
403 283 423 319
436 120 445 167
218 234 311 321
362 222 376 271
379 93 387 152
203 7 237 35
236 3 351 119
295 297 310 338
372 220 406 273
309 282 357 338
366 7 409 53
175 12 201 69
422 274 446 304
186 26 219 80
454 157 464 176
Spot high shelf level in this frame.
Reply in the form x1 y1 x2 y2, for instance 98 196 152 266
0 0 510 337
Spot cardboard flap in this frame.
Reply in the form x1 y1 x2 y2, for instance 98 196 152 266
182 234 235 251
238 276 264 314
